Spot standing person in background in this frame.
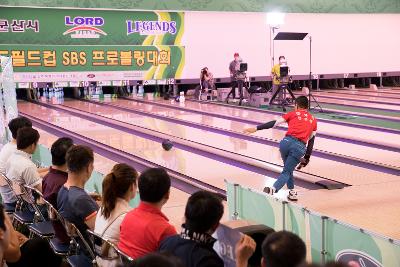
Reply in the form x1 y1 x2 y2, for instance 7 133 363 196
244 96 317 201
271 56 286 103
226 52 244 103
95 163 138 267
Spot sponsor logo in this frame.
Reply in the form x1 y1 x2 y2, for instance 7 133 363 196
126 20 177 35
64 16 107 39
336 250 382 267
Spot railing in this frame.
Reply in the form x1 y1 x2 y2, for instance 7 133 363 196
226 181 400 266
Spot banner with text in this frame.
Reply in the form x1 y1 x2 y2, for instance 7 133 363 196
0 7 185 81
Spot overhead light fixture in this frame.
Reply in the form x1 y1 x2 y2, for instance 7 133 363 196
266 12 285 27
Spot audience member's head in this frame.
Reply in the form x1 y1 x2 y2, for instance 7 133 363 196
0 204 10 255
66 145 94 179
138 168 170 205
295 96 309 110
261 231 306 267
101 163 138 219
8 116 32 140
184 190 224 234
126 252 185 267
16 127 40 154
51 137 74 167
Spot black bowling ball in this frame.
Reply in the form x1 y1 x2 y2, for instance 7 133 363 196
162 139 173 151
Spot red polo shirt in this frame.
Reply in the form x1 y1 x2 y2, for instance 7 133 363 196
283 109 317 143
118 202 177 259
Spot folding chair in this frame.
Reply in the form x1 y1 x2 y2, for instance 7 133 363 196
39 197 71 256
115 243 134 265
10 181 35 228
0 173 16 214
23 185 55 239
87 229 131 266
65 222 97 267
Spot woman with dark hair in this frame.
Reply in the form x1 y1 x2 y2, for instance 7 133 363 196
94 164 138 266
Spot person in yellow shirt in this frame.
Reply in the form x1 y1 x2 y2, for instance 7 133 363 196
271 56 286 103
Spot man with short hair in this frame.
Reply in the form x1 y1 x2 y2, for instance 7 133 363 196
42 137 74 244
159 190 256 267
119 168 177 259
261 231 306 267
42 137 74 208
245 96 317 201
0 117 33 211
226 52 245 104
0 117 32 174
3 127 42 207
57 145 99 239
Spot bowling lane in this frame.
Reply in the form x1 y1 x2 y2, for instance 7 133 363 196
36 128 191 230
19 101 300 196
61 100 400 185
296 95 400 111
354 88 400 95
316 90 400 100
64 100 400 168
89 98 400 151
307 91 400 104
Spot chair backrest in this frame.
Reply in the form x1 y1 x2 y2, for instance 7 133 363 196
86 229 120 262
39 195 65 224
64 221 97 262
21 184 46 221
114 245 134 265
86 229 134 264
2 174 26 209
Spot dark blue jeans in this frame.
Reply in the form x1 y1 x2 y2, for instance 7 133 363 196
273 136 306 192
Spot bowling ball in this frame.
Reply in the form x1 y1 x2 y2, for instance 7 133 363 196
162 139 173 151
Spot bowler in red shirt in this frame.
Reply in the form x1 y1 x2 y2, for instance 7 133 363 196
245 96 317 201
118 168 177 259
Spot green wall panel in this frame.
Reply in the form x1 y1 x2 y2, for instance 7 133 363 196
1 0 400 13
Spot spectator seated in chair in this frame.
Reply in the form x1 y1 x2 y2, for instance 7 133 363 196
57 145 99 243
159 190 256 267
94 163 138 267
118 168 177 259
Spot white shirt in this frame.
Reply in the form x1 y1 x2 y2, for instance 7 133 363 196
94 198 130 267
3 150 41 203
0 142 17 174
